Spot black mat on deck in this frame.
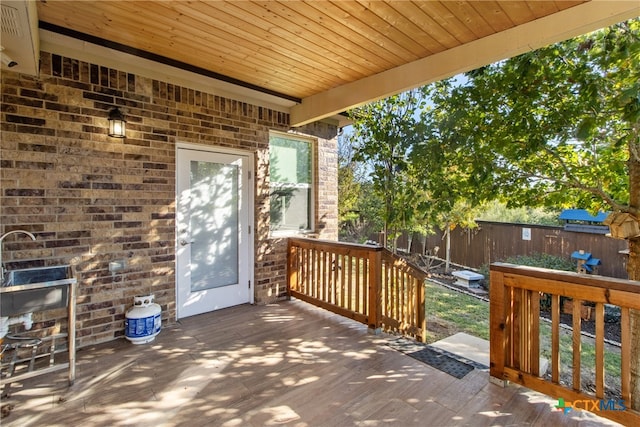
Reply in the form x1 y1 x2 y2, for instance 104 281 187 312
387 337 485 379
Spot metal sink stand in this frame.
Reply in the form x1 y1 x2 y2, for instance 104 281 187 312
1 280 76 387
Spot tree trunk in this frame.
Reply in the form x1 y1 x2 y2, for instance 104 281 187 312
628 144 640 410
629 240 640 412
444 224 451 273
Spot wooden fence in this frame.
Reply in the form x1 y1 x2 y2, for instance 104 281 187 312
287 237 427 341
395 221 629 278
490 262 640 426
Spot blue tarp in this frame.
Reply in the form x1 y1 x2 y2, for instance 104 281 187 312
559 209 609 223
571 250 591 260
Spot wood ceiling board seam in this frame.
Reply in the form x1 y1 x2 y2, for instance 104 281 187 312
151 2 338 94
413 1 478 45
440 1 497 40
192 0 385 78
467 1 519 33
384 1 460 51
280 0 399 71
353 1 438 57
527 0 562 19
334 1 422 61
497 1 540 26
254 0 389 75
227 1 373 79
303 1 411 66
110 1 332 92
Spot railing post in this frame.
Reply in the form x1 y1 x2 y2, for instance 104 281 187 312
489 265 507 386
368 248 382 334
287 239 297 300
417 278 426 342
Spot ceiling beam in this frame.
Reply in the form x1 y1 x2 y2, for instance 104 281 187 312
290 0 640 127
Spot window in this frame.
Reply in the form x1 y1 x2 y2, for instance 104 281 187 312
269 133 314 235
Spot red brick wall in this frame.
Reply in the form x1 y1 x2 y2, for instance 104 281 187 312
1 52 337 346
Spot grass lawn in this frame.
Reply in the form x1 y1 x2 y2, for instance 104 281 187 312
425 280 489 343
425 279 622 397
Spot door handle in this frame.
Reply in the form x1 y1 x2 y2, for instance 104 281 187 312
180 239 194 246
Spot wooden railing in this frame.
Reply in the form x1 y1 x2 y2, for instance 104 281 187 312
287 237 427 341
490 263 640 426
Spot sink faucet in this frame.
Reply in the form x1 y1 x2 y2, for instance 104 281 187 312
0 230 36 283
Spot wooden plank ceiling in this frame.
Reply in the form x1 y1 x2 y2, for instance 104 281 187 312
36 1 639 126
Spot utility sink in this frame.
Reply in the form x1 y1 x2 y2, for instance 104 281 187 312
1 266 76 317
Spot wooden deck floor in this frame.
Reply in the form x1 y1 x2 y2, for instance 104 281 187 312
1 300 620 426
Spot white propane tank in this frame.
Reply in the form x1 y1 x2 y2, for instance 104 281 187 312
125 294 161 344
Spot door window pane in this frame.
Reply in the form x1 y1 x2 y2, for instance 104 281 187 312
189 161 239 290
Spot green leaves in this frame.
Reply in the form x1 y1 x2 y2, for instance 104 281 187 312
343 18 639 244
423 19 638 214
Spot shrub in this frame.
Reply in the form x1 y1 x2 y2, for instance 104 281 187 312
502 253 575 272
481 253 575 292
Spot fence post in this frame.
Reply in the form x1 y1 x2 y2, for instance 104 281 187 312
489 265 507 386
368 248 382 334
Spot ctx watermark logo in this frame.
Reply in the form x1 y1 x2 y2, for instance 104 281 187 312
556 398 627 414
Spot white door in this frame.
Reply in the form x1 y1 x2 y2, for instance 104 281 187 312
176 147 252 319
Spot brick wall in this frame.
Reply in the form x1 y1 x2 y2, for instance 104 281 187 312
1 52 337 346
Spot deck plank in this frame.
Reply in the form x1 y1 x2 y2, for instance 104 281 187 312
1 300 620 426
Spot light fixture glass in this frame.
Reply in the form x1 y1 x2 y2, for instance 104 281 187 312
108 107 126 138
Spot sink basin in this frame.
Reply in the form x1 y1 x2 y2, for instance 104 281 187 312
4 265 70 286
1 266 76 317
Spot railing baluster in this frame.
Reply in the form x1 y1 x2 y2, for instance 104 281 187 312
551 294 560 384
355 257 361 313
530 290 540 376
390 264 402 320
302 247 308 296
595 302 605 399
321 250 327 302
339 255 349 307
363 257 368 316
621 306 630 404
368 249 382 332
572 298 582 392
331 254 340 305
489 268 506 380
506 285 514 368
513 288 522 370
418 277 426 342
311 248 316 299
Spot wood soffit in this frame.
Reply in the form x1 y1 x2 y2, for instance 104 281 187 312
35 1 640 126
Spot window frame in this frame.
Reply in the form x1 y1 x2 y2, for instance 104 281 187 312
268 131 316 237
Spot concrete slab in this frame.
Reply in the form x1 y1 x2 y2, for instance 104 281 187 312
430 332 549 374
430 332 489 367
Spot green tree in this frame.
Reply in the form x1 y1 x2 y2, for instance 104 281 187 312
348 90 431 251
422 19 640 408
476 200 562 226
338 132 384 242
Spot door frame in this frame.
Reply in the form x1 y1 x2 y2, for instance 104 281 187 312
175 142 255 320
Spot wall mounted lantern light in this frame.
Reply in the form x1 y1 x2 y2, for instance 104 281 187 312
108 107 126 138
